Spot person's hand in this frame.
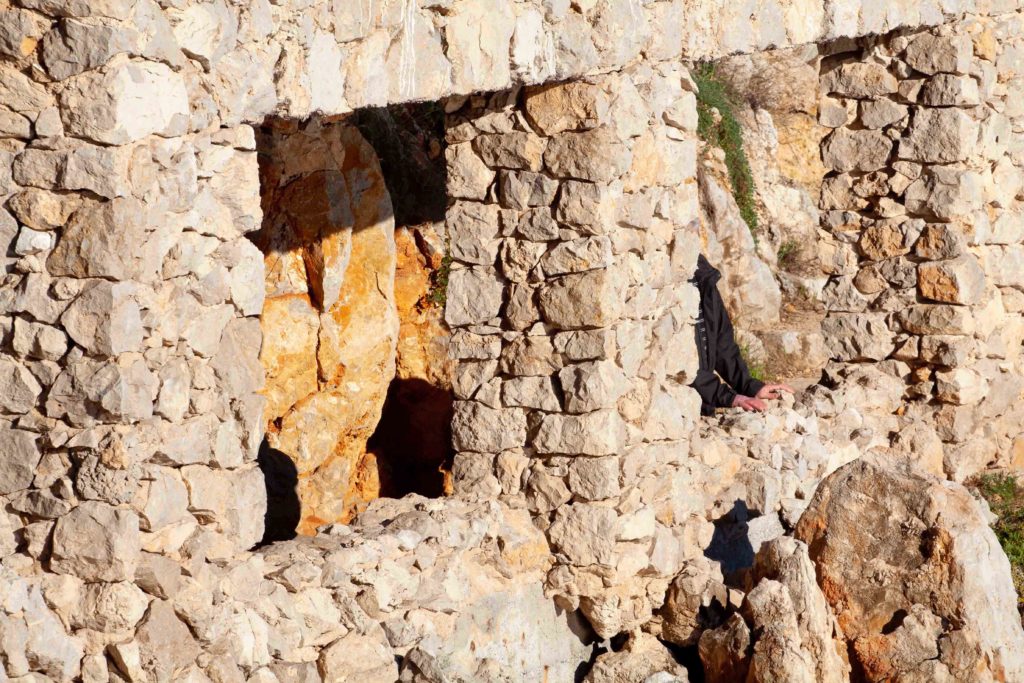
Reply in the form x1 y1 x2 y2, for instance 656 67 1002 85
755 383 795 401
732 395 767 412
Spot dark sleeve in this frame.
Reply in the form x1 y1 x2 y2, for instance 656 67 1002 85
692 367 737 414
710 285 765 399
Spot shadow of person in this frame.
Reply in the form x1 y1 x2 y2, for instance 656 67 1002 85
256 439 301 545
703 500 756 582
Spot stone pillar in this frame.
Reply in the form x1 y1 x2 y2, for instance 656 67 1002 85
818 20 1024 480
444 66 711 636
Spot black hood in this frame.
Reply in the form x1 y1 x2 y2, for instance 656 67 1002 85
693 254 721 288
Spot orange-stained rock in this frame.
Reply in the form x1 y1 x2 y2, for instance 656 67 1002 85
366 224 454 499
253 120 398 534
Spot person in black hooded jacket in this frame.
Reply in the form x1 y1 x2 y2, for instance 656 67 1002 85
691 255 793 415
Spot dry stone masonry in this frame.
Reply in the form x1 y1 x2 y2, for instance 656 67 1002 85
0 0 1022 681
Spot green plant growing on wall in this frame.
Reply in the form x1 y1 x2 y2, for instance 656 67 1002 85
694 62 759 237
777 239 799 267
424 249 452 309
739 341 769 383
971 473 1024 618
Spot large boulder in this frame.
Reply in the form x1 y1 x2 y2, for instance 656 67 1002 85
253 120 399 533
795 458 1024 682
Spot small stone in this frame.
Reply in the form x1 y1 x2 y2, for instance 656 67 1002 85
904 33 972 75
858 99 907 129
918 255 985 305
451 401 527 452
533 410 626 456
499 170 558 210
51 501 140 582
446 143 494 200
558 360 627 413
568 457 620 500
821 63 898 98
0 427 41 495
935 368 987 405
319 627 397 682
517 207 561 241
544 127 632 182
821 128 892 173
548 503 617 566
473 131 546 171
501 376 561 411
0 358 43 414
7 189 81 231
447 202 501 266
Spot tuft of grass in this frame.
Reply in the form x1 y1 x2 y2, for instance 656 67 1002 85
777 240 799 267
971 473 1024 615
693 63 759 238
424 249 452 308
739 342 769 384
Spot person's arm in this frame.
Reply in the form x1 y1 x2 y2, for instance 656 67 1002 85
709 285 765 399
692 367 738 414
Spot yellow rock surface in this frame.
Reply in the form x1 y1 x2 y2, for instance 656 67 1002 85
254 121 398 534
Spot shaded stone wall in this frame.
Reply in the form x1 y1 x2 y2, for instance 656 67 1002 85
818 13 1024 481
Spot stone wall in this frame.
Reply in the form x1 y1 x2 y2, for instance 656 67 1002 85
818 13 1024 480
0 0 1023 680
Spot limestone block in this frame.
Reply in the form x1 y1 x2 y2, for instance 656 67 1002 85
978 245 1024 290
555 180 620 234
544 127 632 182
500 239 546 283
167 0 237 70
915 223 966 260
319 627 397 682
139 466 191 533
539 268 625 329
919 335 975 367
500 335 560 376
904 166 983 221
858 98 908 129
558 360 627 413
795 459 1024 681
920 74 980 106
501 376 561 411
935 368 987 405
898 304 975 335
61 281 144 357
473 131 546 171
821 128 892 172
451 401 527 452
523 81 610 136
548 503 617 566
111 599 200 681
498 170 558 210
858 222 911 261
51 501 140 582
7 189 81 231
59 59 190 145
539 236 614 276
526 469 572 512
904 33 972 75
447 202 501 265
446 0 515 93
516 207 561 241
899 108 980 164
445 266 504 326
584 631 689 682
181 465 266 550
0 358 42 414
821 63 898 98
821 312 896 362
48 198 167 282
72 581 149 633
40 19 137 81
568 457 620 501
533 410 626 456
918 255 985 305
0 427 41 495
446 143 494 200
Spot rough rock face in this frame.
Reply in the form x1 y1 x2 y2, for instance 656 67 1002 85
584 632 689 683
795 458 1024 681
252 119 399 533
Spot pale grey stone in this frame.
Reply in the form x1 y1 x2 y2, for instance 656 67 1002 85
498 170 558 210
474 131 546 171
568 457 620 500
858 99 908 129
499 335 560 376
0 427 40 495
319 627 397 683
544 127 632 182
821 62 898 98
904 33 972 75
51 501 140 582
920 74 980 106
548 503 617 565
61 280 144 357
821 312 896 362
40 19 137 81
72 581 149 633
12 317 67 361
517 207 561 241
501 376 561 411
0 358 42 414
821 128 892 173
445 267 504 327
534 410 626 456
555 180 619 235
899 108 980 164
558 360 627 413
539 268 625 329
539 236 613 276
447 142 494 200
500 239 546 282
451 401 527 452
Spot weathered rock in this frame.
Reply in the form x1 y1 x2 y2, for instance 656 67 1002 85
821 63 898 98
318 627 397 682
584 631 689 683
51 501 140 582
899 108 980 164
904 33 972 75
917 255 985 305
544 127 632 182
795 458 1024 681
821 128 892 173
524 81 609 136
